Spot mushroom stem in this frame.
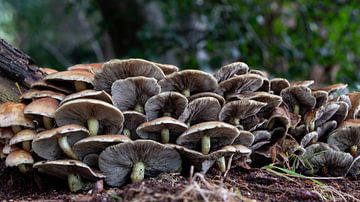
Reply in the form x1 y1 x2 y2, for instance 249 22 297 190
123 128 131 137
58 136 79 160
87 117 99 136
163 112 171 117
131 162 145 183
22 141 31 152
11 126 21 134
182 89 190 97
43 116 53 130
294 105 300 115
216 156 226 172
134 104 144 114
201 135 211 155
309 120 315 132
268 119 275 130
18 164 29 173
350 145 358 157
161 128 170 144
68 173 84 192
74 81 87 92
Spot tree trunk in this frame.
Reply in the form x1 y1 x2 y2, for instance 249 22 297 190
0 38 44 103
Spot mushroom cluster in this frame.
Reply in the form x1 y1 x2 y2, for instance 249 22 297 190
1 59 360 193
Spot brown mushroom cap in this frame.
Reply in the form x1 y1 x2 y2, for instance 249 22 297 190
67 63 103 74
31 80 72 94
33 160 104 181
188 92 225 106
328 125 360 157
312 90 329 108
213 62 249 83
178 97 221 126
316 120 337 141
158 70 218 97
55 99 124 134
280 86 316 115
176 121 239 153
5 149 34 167
123 111 146 140
312 83 348 97
232 130 255 147
291 80 314 87
347 92 360 119
144 92 188 121
24 97 59 119
270 78 290 95
0 127 15 142
112 76 160 112
252 130 271 144
9 129 36 146
152 62 179 75
21 89 65 103
136 117 188 143
300 131 318 148
304 102 340 131
60 90 112 105
98 140 181 187
214 74 264 99
44 70 94 92
0 102 34 128
94 59 165 93
32 124 89 160
39 67 58 75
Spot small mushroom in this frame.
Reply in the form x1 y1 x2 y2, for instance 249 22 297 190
21 89 65 104
300 132 318 148
280 85 316 116
44 70 94 92
94 59 165 93
67 63 103 74
31 80 72 94
178 97 221 126
5 149 34 173
152 62 179 75
39 67 58 75
188 92 225 106
213 62 249 83
55 99 124 136
24 97 59 129
347 92 360 119
312 90 328 108
33 160 105 192
9 129 36 152
112 76 160 113
291 80 314 87
98 140 182 186
328 124 360 157
60 90 112 105
158 70 218 97
232 130 255 147
316 120 337 141
312 83 348 98
0 102 34 133
122 111 146 140
136 117 188 143
304 102 340 132
144 92 188 121
270 78 290 95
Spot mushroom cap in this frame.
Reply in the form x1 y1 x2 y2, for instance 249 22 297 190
347 92 360 119
268 106 295 129
39 67 58 75
312 90 328 108
346 156 360 178
300 132 318 148
73 134 131 161
330 101 349 123
280 86 316 115
159 70 218 96
214 74 264 98
24 97 59 118
136 117 188 143
312 83 348 97
123 111 146 140
32 124 89 160
21 89 65 103
112 76 160 111
67 63 103 74
9 129 36 146
232 130 255 147
55 99 124 134
317 120 337 141
94 59 165 93
152 62 179 75
144 92 188 121
98 140 181 187
188 92 225 106
33 160 104 181
291 80 314 87
270 78 290 95
213 62 249 83
178 97 221 125
304 102 340 129
44 70 94 90
30 80 72 94
0 102 34 128
176 121 239 152
227 92 282 111
328 125 360 157
5 149 34 167
252 130 271 143
60 90 112 105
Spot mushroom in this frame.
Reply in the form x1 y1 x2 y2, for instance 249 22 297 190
5 149 34 173
60 90 112 105
32 124 89 160
188 92 225 106
144 92 188 121
270 78 290 95
0 102 34 134
98 140 182 186
44 70 94 92
304 102 340 132
300 131 318 148
312 90 328 108
219 100 266 130
316 120 337 141
33 160 105 192
232 130 255 147
280 85 316 116
213 62 249 83
136 117 188 143
152 62 179 75
73 134 131 168
290 80 314 87
30 80 72 94
112 76 161 113
24 97 59 129
94 59 165 93
122 111 146 140
312 83 348 98
55 99 124 136
214 74 264 99
328 124 360 157
347 92 360 119
67 63 103 74
178 97 221 126
158 70 218 97
39 67 58 75
346 156 360 178
21 89 65 104
9 129 36 152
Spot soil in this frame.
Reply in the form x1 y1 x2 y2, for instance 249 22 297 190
1 159 359 201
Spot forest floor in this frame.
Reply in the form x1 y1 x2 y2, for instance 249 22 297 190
1 159 359 202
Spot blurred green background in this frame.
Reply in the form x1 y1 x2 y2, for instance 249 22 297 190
0 0 359 89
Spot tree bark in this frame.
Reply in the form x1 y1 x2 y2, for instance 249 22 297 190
0 38 44 103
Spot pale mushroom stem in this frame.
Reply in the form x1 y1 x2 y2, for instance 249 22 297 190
201 135 211 155
18 164 29 173
43 116 53 130
11 126 22 134
74 81 87 92
216 156 226 172
58 136 79 160
123 128 131 137
309 120 315 132
87 117 99 136
230 117 242 128
134 104 144 114
161 128 170 143
22 141 31 152
294 105 300 115
350 145 358 157
131 162 145 183
68 173 84 192
182 89 190 97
